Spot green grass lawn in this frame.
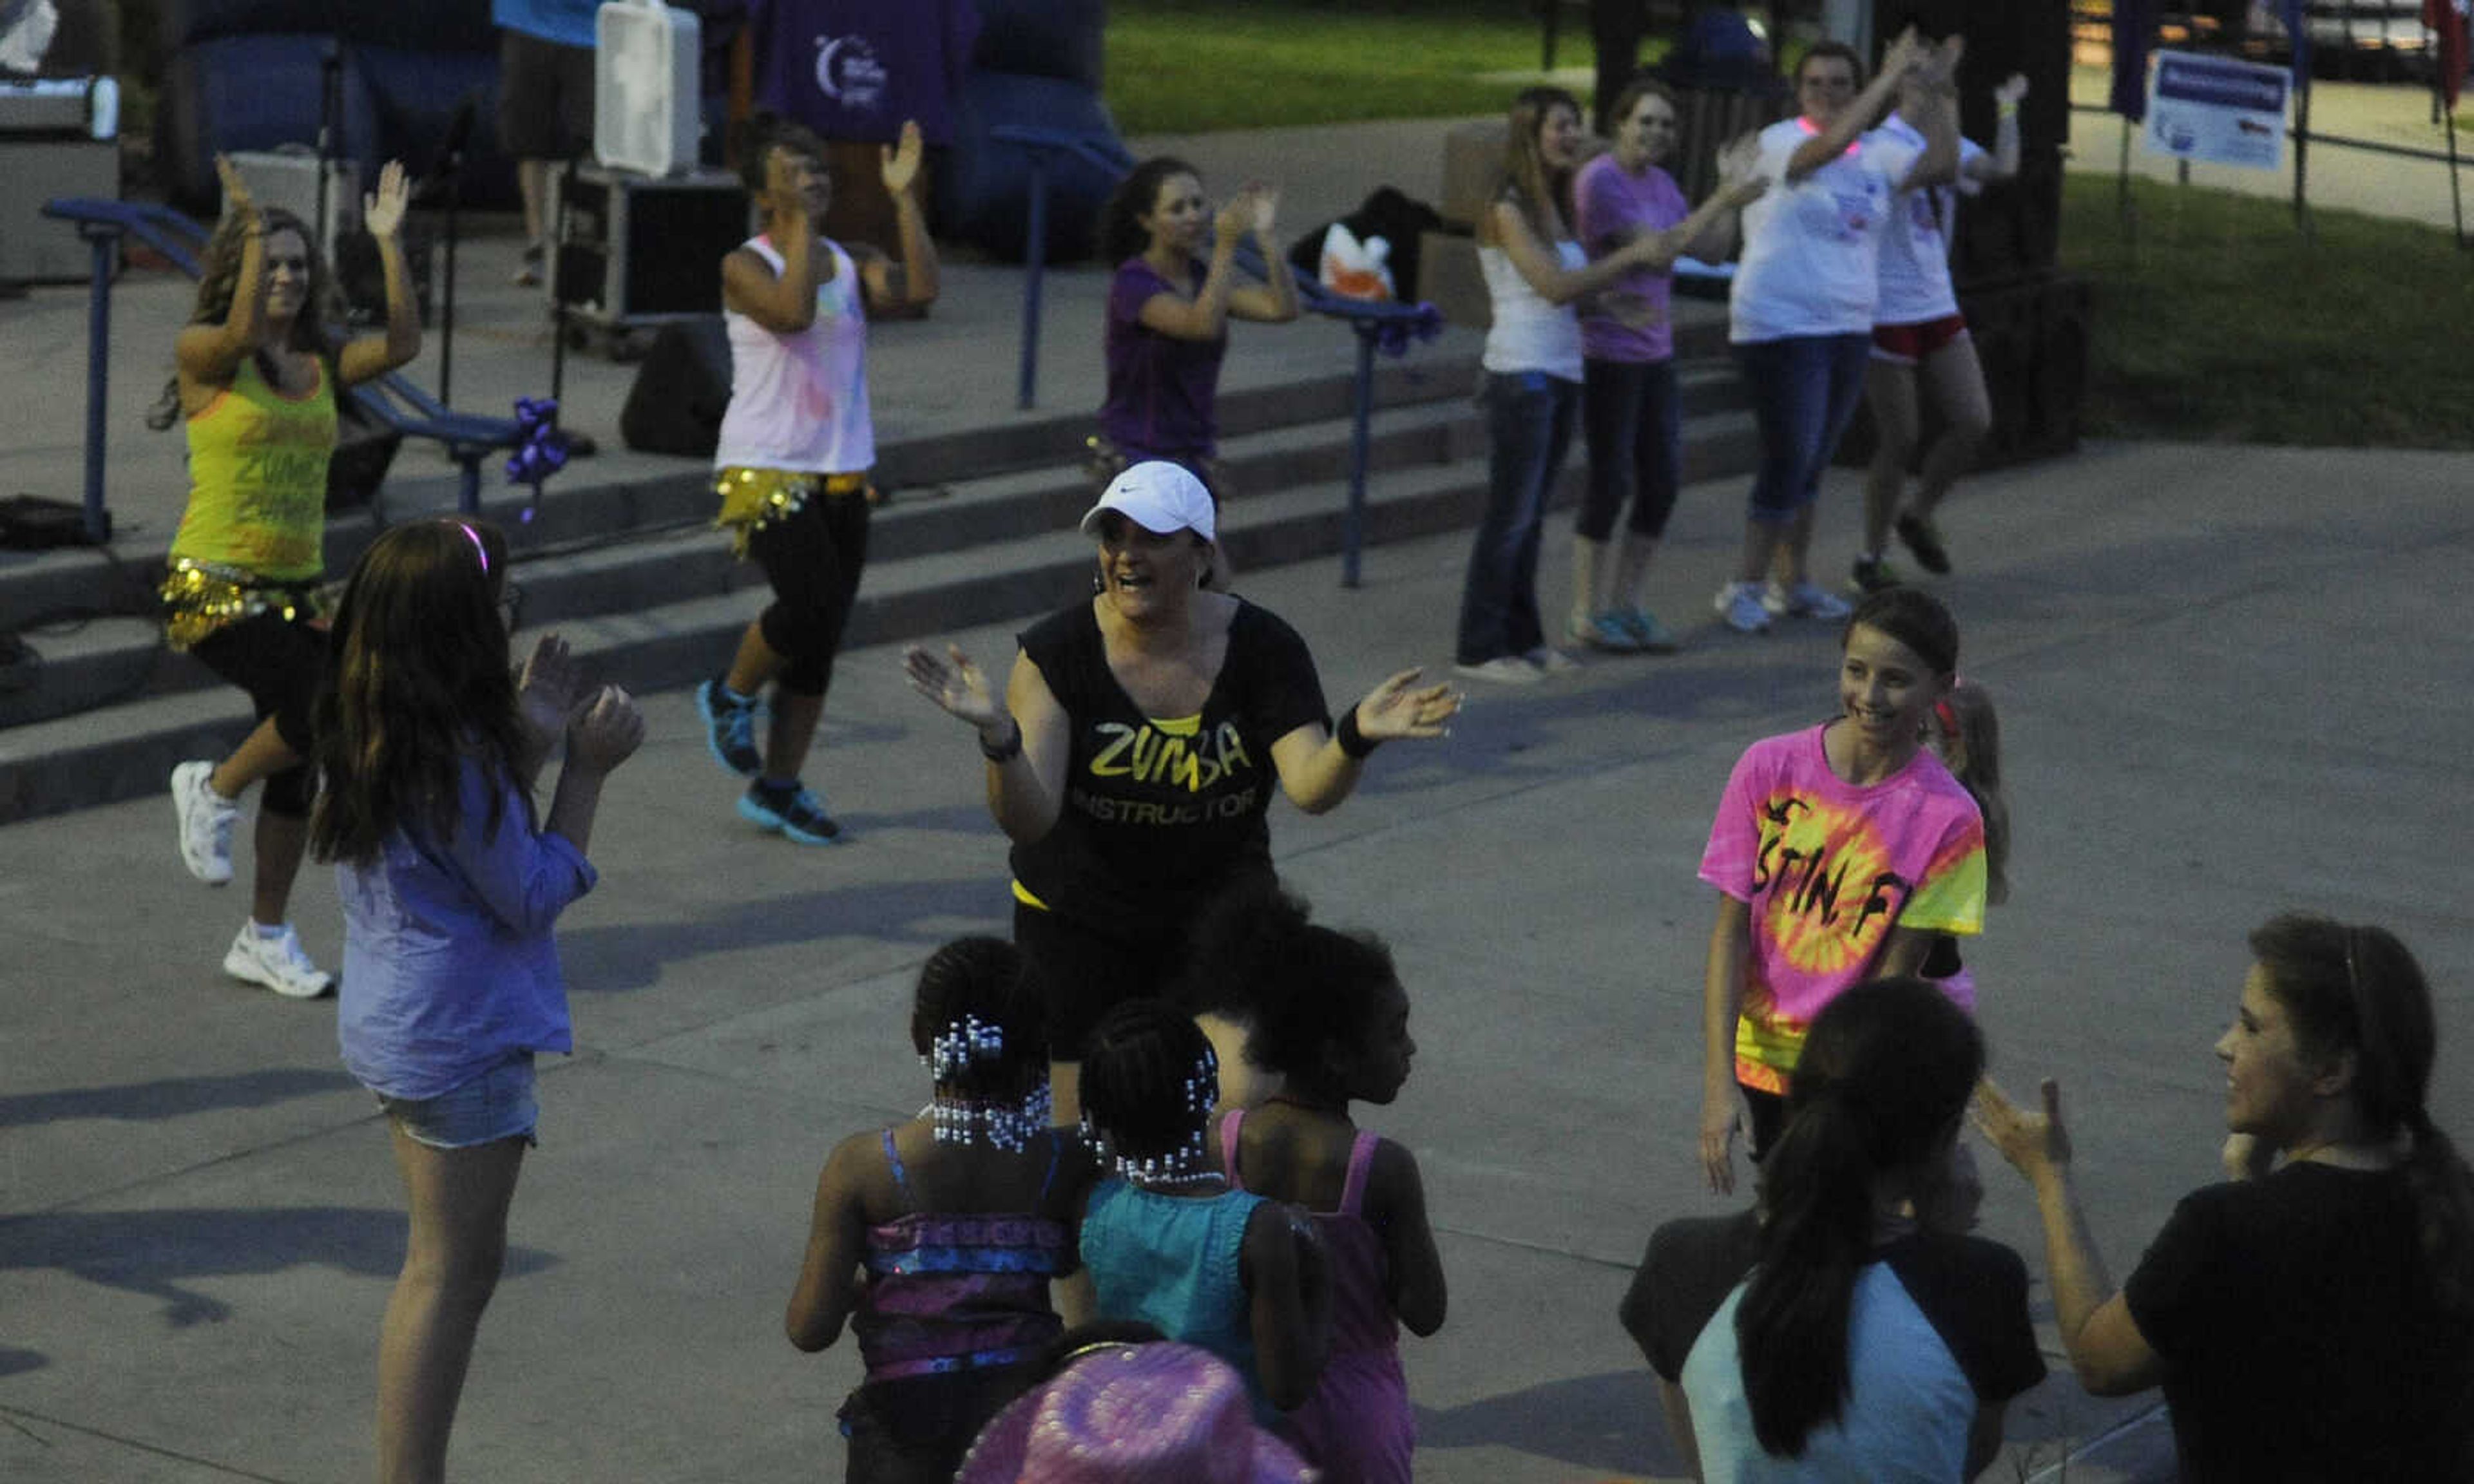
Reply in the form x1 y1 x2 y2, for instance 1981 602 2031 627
2059 174 2474 448
1104 0 1637 135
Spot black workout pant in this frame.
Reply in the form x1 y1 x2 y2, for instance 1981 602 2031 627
187 609 323 817
749 489 870 698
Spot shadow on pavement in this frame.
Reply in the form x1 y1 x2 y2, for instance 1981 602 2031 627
1416 1367 1679 1476
0 1208 557 1329
0 1069 359 1128
559 873 1011 994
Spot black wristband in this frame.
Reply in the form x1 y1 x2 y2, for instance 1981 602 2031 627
1336 704 1379 760
979 718 1024 763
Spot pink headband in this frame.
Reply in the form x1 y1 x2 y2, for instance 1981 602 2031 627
456 522 489 575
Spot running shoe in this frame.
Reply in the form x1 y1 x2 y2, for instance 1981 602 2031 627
696 678 765 777
1576 613 1644 653
223 922 334 999
1618 607 1680 654
1452 656 1545 685
512 243 544 288
1762 579 1853 622
1895 513 1952 574
1848 555 1904 595
1526 645 1582 674
171 760 238 886
1712 581 1772 634
738 780 843 845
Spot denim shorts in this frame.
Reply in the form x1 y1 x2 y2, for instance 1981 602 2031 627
379 1054 540 1150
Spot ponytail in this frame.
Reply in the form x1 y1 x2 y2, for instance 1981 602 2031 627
1738 1094 1877 1456
2403 1114 2474 1319
1734 977 1984 1458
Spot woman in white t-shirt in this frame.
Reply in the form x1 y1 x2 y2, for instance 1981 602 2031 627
1710 32 1954 637
1452 86 1676 685
1850 69 2029 593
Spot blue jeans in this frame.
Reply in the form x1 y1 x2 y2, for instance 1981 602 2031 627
1457 370 1577 663
1736 333 1872 524
1578 356 1683 542
378 1053 539 1150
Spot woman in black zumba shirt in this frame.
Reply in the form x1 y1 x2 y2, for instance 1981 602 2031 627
906 461 1459 1119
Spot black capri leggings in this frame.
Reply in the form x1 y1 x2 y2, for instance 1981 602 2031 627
186 609 324 817
1577 356 1684 542
749 488 870 698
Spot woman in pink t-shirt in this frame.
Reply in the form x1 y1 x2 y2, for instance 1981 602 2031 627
1694 587 1987 1194
1568 78 1764 654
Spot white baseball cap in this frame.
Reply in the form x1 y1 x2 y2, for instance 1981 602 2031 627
1079 461 1216 544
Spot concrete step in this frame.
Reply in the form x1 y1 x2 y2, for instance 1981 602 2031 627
0 362 1748 732
0 406 1759 825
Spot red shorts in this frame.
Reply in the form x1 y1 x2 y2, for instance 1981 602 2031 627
1871 314 1970 365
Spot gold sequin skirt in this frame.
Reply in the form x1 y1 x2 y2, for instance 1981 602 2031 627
159 558 324 651
713 466 870 558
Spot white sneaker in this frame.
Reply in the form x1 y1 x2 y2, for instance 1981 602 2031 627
1525 645 1582 674
1763 579 1853 622
1452 655 1546 685
224 923 334 1000
1712 582 1772 634
172 760 238 886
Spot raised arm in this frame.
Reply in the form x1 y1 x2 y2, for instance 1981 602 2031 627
1971 73 2029 182
1136 189 1253 342
1787 27 1924 182
176 155 272 393
784 1133 875 1351
903 643 1071 845
336 160 422 386
858 120 939 314
1973 1078 2165 1396
1225 184 1301 324
1269 668 1459 815
1893 37 1966 193
722 147 822 333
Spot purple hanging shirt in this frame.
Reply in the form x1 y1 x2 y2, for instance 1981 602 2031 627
749 0 980 144
1098 256 1227 463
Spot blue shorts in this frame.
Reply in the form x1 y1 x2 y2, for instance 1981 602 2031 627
379 1054 540 1150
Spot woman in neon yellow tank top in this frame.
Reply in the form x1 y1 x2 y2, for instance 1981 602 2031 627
165 153 421 1000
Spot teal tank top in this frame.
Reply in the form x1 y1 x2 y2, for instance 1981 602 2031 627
1080 1180 1268 1407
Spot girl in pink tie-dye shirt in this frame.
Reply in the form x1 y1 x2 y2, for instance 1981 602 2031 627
1695 588 1986 1195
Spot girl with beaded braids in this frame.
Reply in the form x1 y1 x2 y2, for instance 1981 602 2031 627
1979 915 2474 1479
164 153 420 1000
787 935 1093 1484
1075 997 1329 1415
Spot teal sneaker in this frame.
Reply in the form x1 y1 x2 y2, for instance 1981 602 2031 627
1617 607 1679 654
696 678 764 777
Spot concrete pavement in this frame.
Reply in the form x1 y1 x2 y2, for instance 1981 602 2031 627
4 104 2473 1483
6 436 2473 1481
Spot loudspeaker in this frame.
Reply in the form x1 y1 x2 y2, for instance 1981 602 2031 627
620 316 732 457
1873 0 2071 284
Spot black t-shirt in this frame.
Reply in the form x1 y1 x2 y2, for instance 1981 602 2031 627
2124 1161 2474 1482
1635 1210 2046 1407
1010 598 1329 931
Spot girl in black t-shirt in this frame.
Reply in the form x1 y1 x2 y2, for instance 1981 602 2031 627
1979 913 2474 1481
905 461 1460 1123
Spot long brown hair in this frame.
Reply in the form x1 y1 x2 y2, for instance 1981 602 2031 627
1497 86 1581 239
149 206 340 431
311 519 528 865
2250 913 2474 1318
1097 156 1202 267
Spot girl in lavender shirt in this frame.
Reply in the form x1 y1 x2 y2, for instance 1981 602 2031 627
1569 78 1765 654
311 518 643 1484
